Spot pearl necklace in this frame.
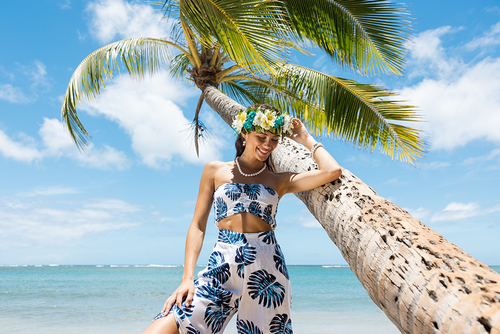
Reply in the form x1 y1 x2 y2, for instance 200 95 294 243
235 157 267 177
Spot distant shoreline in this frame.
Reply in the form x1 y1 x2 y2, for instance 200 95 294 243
1 264 499 267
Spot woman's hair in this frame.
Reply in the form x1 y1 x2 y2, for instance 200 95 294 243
234 104 280 173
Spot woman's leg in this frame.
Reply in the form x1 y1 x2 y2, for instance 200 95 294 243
237 234 293 333
142 314 179 334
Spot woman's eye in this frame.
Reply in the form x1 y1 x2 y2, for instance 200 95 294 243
258 136 266 140
272 138 279 142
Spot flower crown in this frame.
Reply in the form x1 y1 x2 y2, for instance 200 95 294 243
232 106 294 137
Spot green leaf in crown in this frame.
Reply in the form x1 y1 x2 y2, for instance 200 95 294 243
232 106 293 137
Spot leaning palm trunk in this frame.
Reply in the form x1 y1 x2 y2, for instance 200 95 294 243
203 85 500 334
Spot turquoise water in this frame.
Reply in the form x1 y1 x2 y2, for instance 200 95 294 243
1 265 498 334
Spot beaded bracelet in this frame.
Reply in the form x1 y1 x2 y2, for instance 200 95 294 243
310 142 324 156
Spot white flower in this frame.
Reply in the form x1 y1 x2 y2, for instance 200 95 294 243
254 110 266 128
232 111 247 134
283 114 293 134
232 120 244 134
235 111 247 124
261 110 276 130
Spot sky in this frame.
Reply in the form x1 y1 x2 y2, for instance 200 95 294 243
1 0 499 266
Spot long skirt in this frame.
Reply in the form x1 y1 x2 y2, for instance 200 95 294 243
154 229 293 334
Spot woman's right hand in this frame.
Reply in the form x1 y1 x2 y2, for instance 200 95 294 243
161 279 195 314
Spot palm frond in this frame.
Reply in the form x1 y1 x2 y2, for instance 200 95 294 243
192 92 205 157
283 0 412 75
168 19 188 46
219 78 270 107
264 64 425 164
177 0 290 75
153 0 180 20
169 53 193 81
61 37 185 148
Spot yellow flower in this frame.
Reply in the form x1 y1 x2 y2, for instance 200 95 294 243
260 110 276 130
235 111 247 124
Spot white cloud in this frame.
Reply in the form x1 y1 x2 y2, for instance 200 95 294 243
19 186 80 197
38 117 74 155
301 219 322 229
0 196 141 248
405 207 430 221
462 148 500 165
73 144 131 170
466 22 500 51
0 118 130 170
486 7 500 14
0 60 50 103
59 0 71 10
297 209 322 229
84 198 141 212
399 26 500 150
405 26 461 78
0 130 43 162
87 0 171 43
430 202 500 222
0 84 30 103
39 118 131 170
81 72 226 168
27 60 50 90
1 81 226 169
420 161 450 170
383 177 407 186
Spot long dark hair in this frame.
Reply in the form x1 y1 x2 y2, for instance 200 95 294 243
235 104 280 173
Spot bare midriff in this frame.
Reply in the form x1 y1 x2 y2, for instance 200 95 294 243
217 212 273 233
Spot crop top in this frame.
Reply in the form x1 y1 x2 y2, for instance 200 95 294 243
213 182 279 230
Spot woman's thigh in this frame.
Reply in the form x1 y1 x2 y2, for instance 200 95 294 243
237 242 292 333
142 314 179 334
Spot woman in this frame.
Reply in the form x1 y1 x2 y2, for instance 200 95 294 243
143 104 342 334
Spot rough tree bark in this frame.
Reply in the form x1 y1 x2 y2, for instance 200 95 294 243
203 85 500 334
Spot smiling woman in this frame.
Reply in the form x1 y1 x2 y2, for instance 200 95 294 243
2 0 500 333
142 104 341 334
233 104 293 175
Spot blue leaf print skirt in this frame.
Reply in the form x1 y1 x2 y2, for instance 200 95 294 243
153 229 292 334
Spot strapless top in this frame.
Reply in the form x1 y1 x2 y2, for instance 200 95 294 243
213 182 279 230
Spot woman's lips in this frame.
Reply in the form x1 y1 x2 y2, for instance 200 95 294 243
257 148 269 156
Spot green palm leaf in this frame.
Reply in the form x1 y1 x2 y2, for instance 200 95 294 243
61 37 187 148
175 0 290 75
247 64 424 164
169 52 193 81
219 81 261 106
283 0 411 75
218 70 273 106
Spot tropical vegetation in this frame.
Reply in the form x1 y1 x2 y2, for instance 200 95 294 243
61 0 500 333
62 0 424 162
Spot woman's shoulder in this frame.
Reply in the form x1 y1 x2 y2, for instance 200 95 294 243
204 160 234 170
203 160 235 177
202 161 235 190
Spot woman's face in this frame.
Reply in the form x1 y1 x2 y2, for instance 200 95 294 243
243 131 280 160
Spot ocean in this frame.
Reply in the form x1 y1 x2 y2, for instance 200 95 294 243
1 265 499 334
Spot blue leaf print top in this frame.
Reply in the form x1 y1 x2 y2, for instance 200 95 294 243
213 183 279 230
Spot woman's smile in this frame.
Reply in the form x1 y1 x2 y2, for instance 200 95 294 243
257 147 269 156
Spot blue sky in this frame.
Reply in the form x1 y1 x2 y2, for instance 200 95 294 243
1 0 499 266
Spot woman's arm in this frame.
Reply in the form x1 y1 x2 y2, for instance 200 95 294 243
161 161 219 313
281 119 342 195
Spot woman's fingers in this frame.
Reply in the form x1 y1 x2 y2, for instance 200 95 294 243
176 291 185 308
161 296 174 313
162 282 194 313
185 288 194 307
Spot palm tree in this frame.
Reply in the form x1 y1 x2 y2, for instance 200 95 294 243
61 0 500 332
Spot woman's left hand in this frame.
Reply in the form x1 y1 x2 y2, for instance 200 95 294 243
287 118 312 146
